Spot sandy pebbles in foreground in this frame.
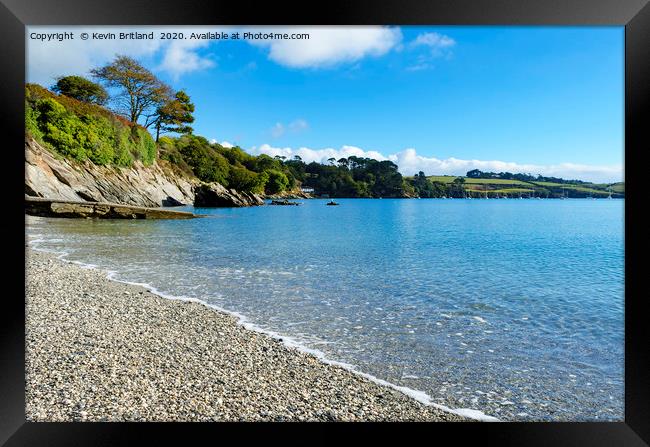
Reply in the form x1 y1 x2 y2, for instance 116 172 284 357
25 248 465 422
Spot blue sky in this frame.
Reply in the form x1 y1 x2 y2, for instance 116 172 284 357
27 26 624 182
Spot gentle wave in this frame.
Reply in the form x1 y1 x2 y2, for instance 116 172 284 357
27 237 499 422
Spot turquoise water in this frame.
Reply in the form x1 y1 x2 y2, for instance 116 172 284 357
26 198 624 421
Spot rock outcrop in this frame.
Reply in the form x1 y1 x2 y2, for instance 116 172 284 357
25 138 265 208
25 197 200 219
25 138 195 207
194 183 265 207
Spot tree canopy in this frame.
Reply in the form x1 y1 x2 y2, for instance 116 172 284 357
52 76 108 105
91 55 172 127
154 90 195 141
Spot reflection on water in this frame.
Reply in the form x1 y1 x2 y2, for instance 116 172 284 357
26 198 624 421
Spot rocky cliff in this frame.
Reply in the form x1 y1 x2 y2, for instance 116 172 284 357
25 138 264 208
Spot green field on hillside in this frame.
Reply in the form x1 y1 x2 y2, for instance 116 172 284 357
426 175 530 186
409 175 624 198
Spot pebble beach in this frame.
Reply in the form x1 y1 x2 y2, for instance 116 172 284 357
25 248 465 422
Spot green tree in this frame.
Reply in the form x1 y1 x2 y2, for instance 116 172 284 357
91 55 172 126
52 75 108 105
229 166 268 193
265 169 290 194
449 177 467 197
154 90 195 141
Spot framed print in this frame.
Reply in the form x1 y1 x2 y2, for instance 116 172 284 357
1 0 648 445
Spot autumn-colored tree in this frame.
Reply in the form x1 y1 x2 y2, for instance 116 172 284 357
154 90 195 142
91 55 171 127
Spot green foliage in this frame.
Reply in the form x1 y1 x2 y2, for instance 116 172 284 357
159 136 297 194
264 169 290 194
132 127 157 165
113 126 134 167
36 97 89 161
221 146 254 167
155 90 195 140
24 83 163 167
298 157 405 198
250 154 282 172
175 135 230 184
25 101 43 140
228 166 268 194
158 136 193 175
52 75 108 105
408 171 446 198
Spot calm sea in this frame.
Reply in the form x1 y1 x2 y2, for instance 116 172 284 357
26 198 625 421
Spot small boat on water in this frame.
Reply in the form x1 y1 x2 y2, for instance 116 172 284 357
326 200 340 206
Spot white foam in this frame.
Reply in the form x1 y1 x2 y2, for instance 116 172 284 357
26 239 499 422
472 316 487 323
453 408 499 421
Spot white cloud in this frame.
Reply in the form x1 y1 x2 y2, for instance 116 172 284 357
246 26 402 68
27 26 218 85
27 27 162 85
288 118 309 132
250 144 623 183
406 32 456 71
270 123 285 138
269 119 309 138
158 39 214 80
210 139 234 148
410 32 456 50
252 144 387 164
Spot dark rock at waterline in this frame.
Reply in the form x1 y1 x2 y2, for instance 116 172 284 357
25 197 199 219
162 196 186 207
270 199 300 206
193 183 265 208
265 191 312 200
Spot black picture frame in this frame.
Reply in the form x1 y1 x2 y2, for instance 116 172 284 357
2 0 648 445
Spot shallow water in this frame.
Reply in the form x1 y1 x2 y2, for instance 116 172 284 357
26 198 624 421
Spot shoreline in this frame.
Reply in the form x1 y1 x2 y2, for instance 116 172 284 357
26 247 471 422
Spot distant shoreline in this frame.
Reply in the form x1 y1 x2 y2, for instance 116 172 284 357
25 248 467 422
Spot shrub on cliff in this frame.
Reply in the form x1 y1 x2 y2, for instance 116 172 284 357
25 83 156 167
175 135 230 184
25 101 44 141
158 136 194 176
